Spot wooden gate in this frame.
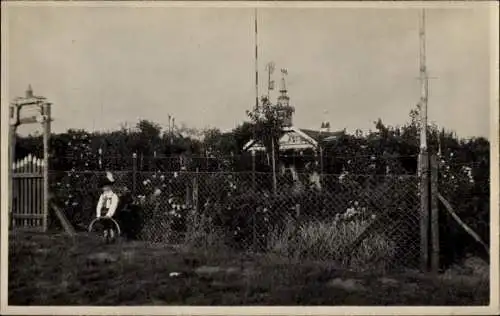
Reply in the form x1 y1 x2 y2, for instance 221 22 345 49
11 154 46 231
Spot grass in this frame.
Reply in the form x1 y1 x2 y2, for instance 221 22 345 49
8 231 489 306
267 218 396 271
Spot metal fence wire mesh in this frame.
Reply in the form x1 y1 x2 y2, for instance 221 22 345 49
436 159 490 264
50 167 421 272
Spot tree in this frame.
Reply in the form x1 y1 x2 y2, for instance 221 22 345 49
202 128 237 156
137 120 162 139
232 121 255 152
135 120 162 155
246 96 287 163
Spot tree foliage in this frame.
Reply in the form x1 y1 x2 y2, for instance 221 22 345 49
246 96 287 160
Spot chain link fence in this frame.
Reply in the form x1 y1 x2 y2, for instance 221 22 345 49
49 165 421 272
46 149 491 274
437 158 490 265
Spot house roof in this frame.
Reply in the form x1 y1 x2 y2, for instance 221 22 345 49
299 128 345 143
243 126 345 151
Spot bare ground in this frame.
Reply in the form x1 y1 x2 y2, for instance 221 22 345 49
8 232 489 306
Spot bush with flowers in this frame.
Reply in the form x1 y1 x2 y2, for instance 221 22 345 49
48 130 101 229
133 171 195 243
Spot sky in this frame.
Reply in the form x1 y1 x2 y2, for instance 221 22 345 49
4 3 494 139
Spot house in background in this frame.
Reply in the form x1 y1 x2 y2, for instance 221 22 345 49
243 124 344 156
243 73 345 180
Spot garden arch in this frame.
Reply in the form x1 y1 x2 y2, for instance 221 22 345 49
9 85 52 231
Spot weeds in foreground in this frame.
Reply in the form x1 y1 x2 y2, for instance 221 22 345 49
267 217 396 270
183 210 227 252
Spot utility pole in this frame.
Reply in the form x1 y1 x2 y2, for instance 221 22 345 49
418 9 430 273
419 9 428 153
168 115 174 145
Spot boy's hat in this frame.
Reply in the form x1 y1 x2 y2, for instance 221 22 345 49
99 172 115 188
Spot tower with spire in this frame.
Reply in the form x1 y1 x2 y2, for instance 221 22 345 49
245 66 344 154
276 68 295 127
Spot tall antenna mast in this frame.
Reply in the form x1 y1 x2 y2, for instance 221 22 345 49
254 8 259 108
266 61 275 99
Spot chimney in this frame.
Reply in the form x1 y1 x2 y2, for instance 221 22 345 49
320 122 330 133
26 84 33 98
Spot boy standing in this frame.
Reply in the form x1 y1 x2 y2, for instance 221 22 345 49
96 172 120 241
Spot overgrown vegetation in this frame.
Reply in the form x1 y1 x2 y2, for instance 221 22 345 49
14 108 490 269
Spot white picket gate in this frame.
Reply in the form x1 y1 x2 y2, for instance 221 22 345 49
11 154 47 230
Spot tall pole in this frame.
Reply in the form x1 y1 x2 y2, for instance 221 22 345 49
168 114 171 144
419 9 428 153
418 9 430 273
251 150 256 190
254 8 259 109
9 106 17 229
267 62 276 192
271 135 277 195
268 65 271 99
42 102 51 232
266 62 275 99
170 116 174 145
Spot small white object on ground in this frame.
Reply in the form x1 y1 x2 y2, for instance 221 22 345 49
327 278 366 292
169 272 181 277
379 277 399 286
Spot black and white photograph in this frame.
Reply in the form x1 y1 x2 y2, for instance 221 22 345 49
1 1 498 314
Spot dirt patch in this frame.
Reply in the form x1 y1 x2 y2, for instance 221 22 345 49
8 232 490 306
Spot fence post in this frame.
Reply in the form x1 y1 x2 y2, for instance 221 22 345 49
319 146 324 180
132 153 137 196
253 206 259 252
140 152 144 171
430 154 440 274
251 150 256 190
186 174 192 208
193 168 199 213
419 151 430 272
294 203 301 260
9 124 16 230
